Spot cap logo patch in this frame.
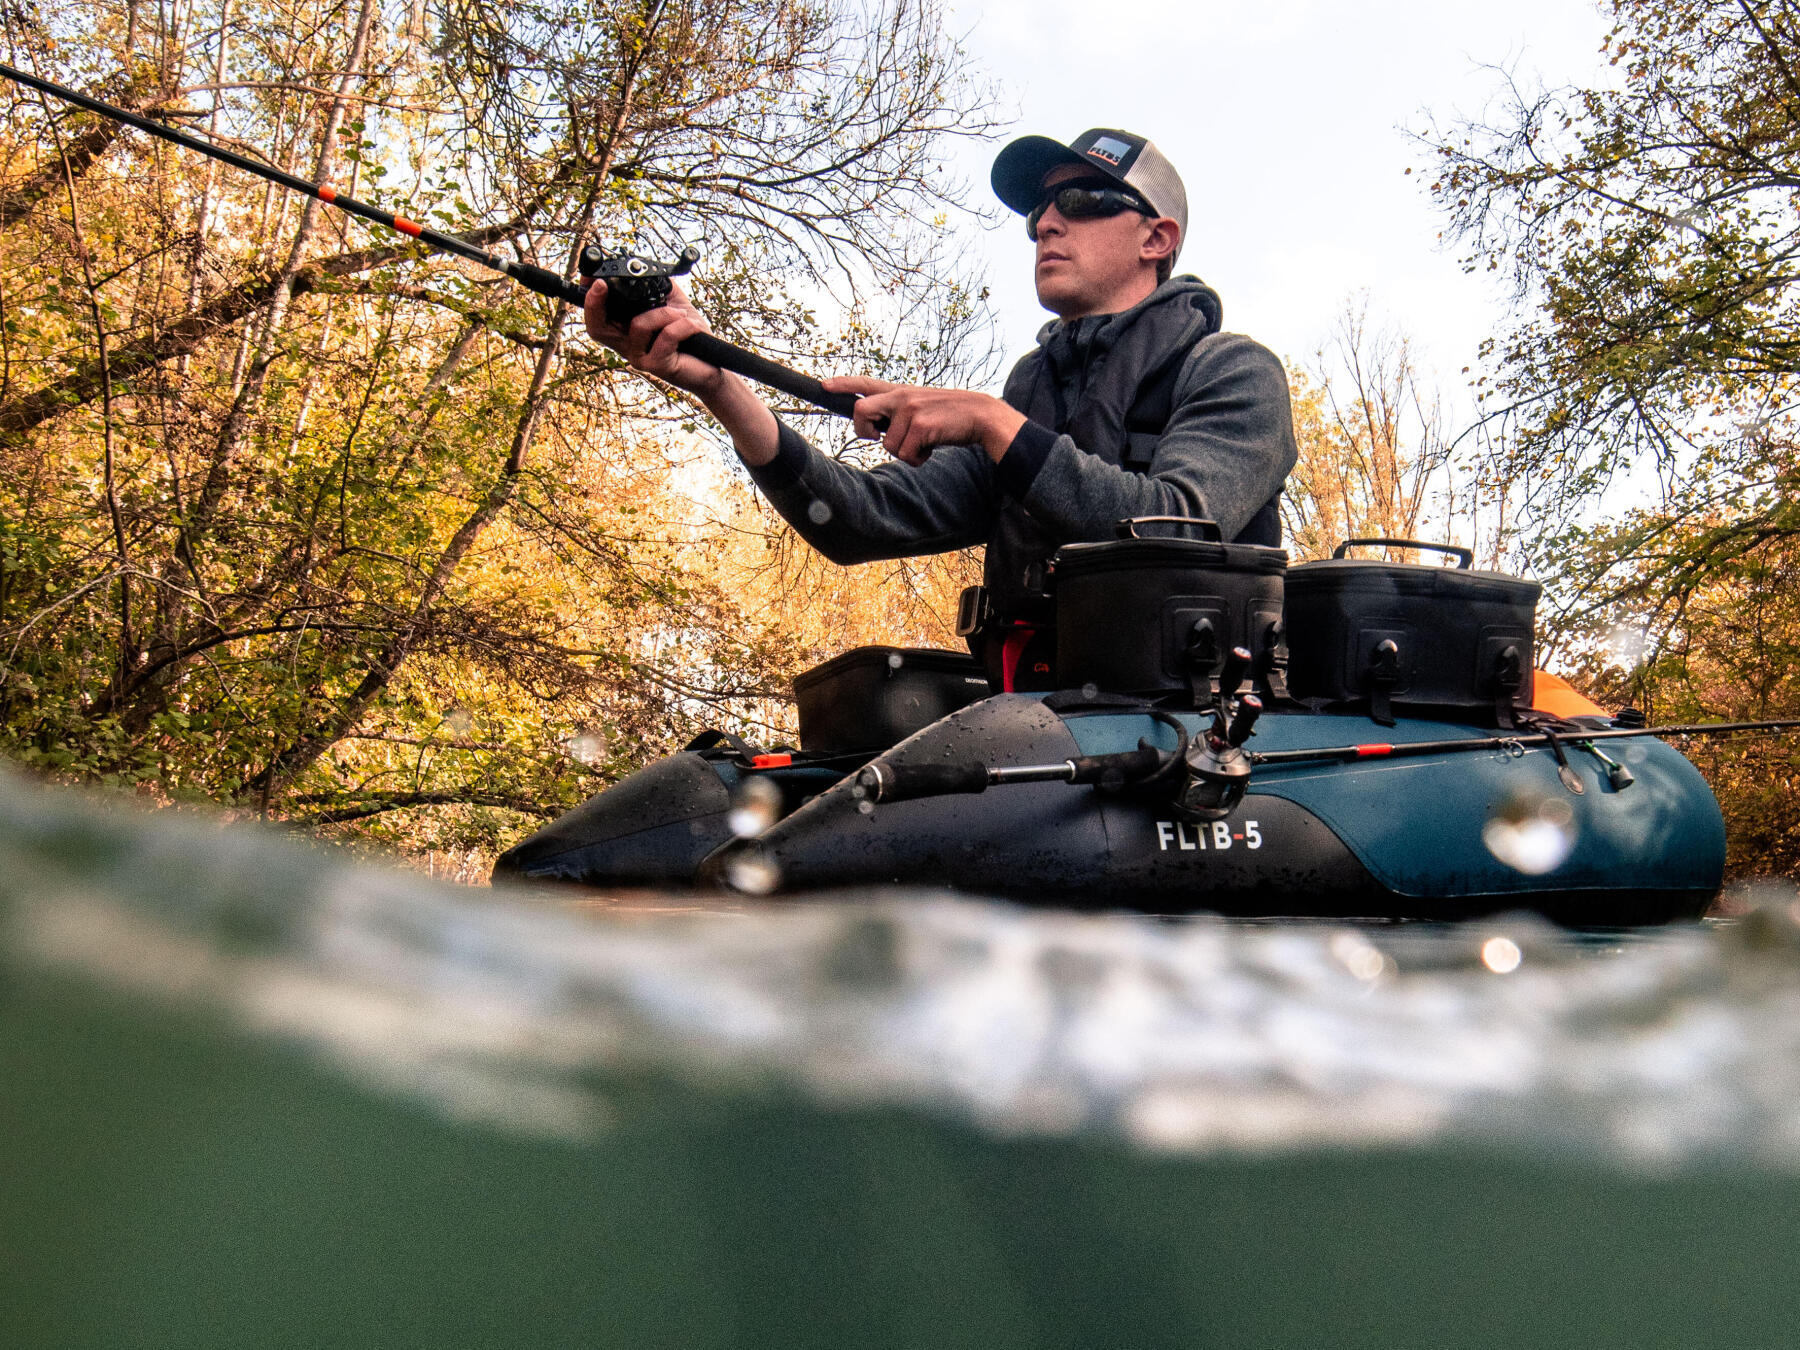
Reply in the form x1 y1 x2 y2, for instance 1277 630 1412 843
1087 135 1132 166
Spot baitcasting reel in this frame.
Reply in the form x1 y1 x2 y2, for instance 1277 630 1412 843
1175 644 1263 821
578 244 700 327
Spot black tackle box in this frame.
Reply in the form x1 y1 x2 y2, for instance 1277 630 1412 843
792 646 993 753
1283 539 1540 725
1053 519 1289 702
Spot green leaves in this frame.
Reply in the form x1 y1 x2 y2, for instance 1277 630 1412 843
1418 2 1800 876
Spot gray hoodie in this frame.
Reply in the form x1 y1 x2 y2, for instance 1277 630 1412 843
747 277 1298 618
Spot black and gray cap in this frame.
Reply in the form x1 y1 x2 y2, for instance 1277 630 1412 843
991 128 1188 260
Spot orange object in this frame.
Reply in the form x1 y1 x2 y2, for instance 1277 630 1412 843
1529 669 1606 719
749 753 792 769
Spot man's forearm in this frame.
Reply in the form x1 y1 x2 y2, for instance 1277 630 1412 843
699 371 781 467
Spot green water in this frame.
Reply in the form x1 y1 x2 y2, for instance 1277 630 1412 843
4 773 1799 1347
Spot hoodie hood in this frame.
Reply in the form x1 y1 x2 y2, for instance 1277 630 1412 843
1033 275 1223 353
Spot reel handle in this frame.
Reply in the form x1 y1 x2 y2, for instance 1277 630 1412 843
677 333 861 419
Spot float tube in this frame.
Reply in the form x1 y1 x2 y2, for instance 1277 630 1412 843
496 530 1727 924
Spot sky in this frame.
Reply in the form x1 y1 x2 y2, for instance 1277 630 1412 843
938 0 1617 415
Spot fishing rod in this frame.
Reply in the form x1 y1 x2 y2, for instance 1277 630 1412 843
1245 717 1800 767
853 713 1800 812
0 62 862 420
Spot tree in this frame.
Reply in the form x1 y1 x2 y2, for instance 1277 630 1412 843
1424 0 1800 589
1549 504 1800 876
0 0 998 865
1282 297 1508 568
1424 0 1800 876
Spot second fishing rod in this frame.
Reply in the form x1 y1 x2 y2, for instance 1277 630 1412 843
0 61 864 421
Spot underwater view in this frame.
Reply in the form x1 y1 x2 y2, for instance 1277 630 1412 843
7 768 1800 1348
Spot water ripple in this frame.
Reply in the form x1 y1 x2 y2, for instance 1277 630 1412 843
3 770 1797 1167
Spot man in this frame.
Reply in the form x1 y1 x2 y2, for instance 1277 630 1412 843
585 127 1298 689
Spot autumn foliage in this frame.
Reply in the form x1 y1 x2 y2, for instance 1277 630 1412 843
5 0 1799 886
1421 0 1800 878
0 0 993 873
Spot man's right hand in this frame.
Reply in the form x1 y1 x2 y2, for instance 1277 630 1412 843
585 277 782 467
584 279 724 400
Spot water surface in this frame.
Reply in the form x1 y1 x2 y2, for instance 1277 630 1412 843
4 771 1798 1347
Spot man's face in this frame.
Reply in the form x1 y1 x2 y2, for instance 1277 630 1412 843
1031 163 1166 318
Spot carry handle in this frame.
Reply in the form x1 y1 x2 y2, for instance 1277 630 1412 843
1332 538 1474 569
1115 516 1224 542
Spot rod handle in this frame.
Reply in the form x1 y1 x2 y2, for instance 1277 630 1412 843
856 760 989 805
501 260 590 307
516 263 863 421
677 333 861 419
1067 742 1168 786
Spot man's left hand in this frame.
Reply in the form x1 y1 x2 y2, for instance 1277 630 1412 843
822 377 1026 467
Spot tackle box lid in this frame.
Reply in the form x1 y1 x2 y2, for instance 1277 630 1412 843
1286 558 1540 603
1054 536 1289 578
791 645 985 695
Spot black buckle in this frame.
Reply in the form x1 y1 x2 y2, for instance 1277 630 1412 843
955 585 991 639
1492 643 1523 730
1368 638 1401 727
1254 619 1290 701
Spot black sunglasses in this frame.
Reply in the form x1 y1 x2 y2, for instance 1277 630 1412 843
1025 180 1153 240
